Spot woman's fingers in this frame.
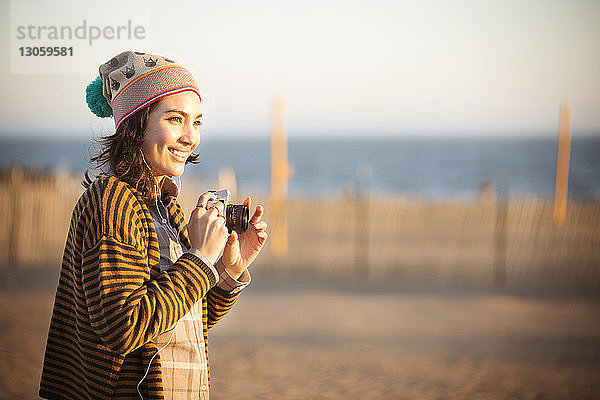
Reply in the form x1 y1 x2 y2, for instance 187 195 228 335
188 192 231 262
195 192 226 223
240 195 264 225
250 205 264 224
196 191 217 209
209 201 225 217
257 231 268 245
253 221 267 231
227 230 239 245
206 206 224 222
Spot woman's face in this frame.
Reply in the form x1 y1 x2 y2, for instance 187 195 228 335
142 91 202 179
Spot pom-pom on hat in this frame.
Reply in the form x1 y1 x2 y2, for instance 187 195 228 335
85 51 201 130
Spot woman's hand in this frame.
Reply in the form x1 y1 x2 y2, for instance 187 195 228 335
187 191 229 264
221 197 268 279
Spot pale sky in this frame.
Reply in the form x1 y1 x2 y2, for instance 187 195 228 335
0 0 599 138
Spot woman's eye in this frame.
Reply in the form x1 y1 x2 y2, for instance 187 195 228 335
194 120 202 128
168 116 183 123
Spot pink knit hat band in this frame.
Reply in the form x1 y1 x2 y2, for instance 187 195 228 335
98 51 201 129
111 64 201 130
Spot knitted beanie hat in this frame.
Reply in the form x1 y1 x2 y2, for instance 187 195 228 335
86 51 201 130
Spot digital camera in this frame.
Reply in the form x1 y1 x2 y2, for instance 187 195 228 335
208 189 249 233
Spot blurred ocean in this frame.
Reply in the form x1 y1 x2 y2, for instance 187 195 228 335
1 135 599 199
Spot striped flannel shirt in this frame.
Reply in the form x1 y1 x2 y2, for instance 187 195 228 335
39 174 242 399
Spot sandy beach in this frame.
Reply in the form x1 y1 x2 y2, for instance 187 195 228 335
1 268 599 400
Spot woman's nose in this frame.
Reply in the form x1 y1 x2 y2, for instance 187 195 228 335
180 122 199 147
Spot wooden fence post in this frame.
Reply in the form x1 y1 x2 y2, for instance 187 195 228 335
8 168 23 266
270 97 292 259
553 102 572 226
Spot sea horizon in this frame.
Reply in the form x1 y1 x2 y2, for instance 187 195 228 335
1 135 599 200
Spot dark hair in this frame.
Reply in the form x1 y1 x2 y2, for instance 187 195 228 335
83 100 200 205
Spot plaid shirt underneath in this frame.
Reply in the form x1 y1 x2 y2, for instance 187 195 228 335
154 300 210 399
150 179 249 399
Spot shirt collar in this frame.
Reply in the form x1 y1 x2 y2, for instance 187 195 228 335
102 167 179 200
158 176 179 199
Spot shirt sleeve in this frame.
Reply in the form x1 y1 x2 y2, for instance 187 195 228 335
215 262 251 294
185 248 220 285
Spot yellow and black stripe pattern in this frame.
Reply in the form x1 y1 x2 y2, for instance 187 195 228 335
39 175 240 399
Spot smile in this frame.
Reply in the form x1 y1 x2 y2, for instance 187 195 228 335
169 148 189 162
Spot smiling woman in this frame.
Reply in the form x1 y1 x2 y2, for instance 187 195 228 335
38 51 268 400
142 92 203 178
85 90 203 205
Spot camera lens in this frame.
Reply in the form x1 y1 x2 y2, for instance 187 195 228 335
225 204 249 233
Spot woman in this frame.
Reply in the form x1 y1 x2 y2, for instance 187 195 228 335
39 51 267 399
